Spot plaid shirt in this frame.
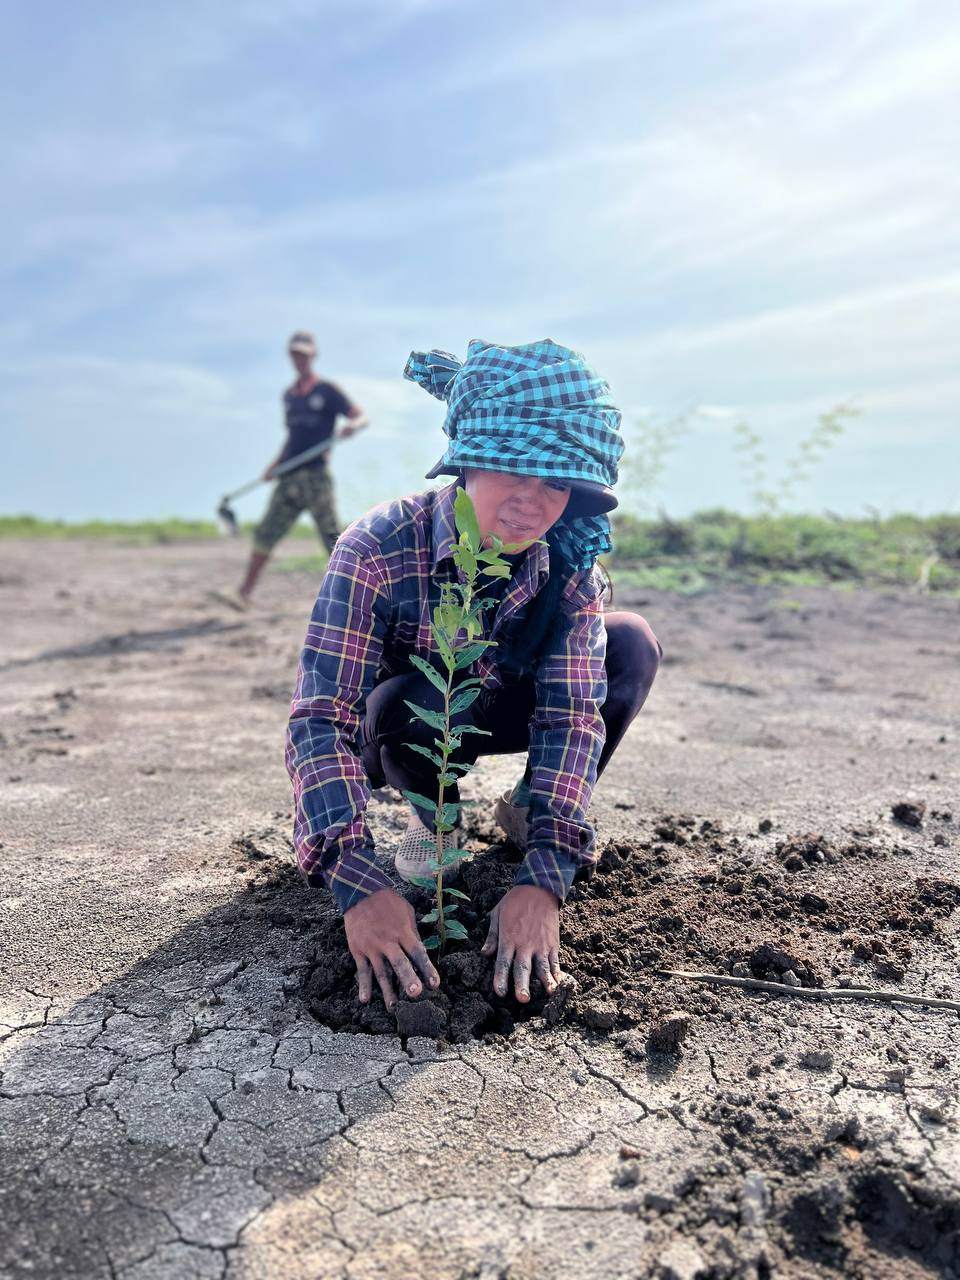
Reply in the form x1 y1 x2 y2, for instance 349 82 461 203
285 484 608 913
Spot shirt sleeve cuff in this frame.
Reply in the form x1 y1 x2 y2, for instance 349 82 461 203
303 864 394 915
513 849 578 902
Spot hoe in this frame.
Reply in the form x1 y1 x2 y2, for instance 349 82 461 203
216 439 336 534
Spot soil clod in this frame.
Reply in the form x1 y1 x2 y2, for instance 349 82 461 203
648 1011 691 1054
798 1049 834 1071
892 800 926 828
396 997 448 1038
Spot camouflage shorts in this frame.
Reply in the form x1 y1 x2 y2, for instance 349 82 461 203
253 463 341 554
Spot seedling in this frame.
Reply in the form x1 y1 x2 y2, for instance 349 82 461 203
403 488 521 951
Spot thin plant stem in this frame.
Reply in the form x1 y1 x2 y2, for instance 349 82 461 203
435 665 452 949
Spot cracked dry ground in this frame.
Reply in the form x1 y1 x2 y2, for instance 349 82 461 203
1 538 959 1280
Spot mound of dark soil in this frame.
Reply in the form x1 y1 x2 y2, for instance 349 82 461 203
303 817 960 1043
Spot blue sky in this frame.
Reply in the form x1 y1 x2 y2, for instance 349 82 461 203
2 0 959 522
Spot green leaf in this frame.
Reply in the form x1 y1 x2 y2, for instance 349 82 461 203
444 760 473 774
408 654 448 693
439 772 460 787
420 909 439 924
481 564 512 578
431 609 456 649
453 543 478 581
456 725 492 736
450 687 481 714
422 935 440 950
401 790 438 816
408 875 438 889
442 902 459 915
404 700 445 731
406 742 443 767
444 887 471 900
436 601 460 636
454 641 491 666
454 486 482 549
444 919 469 941
441 845 463 866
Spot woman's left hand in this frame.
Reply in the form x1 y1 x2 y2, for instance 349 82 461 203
482 885 562 1003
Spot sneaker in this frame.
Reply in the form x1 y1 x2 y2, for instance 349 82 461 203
394 812 464 883
494 788 529 850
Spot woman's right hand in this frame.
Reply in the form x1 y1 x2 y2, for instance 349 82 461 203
343 889 440 1009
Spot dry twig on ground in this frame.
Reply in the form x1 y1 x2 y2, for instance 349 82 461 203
658 969 960 1013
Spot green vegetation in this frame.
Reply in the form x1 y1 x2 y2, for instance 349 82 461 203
402 489 518 952
4 509 958 593
621 402 859 518
0 515 319 543
730 403 858 515
610 510 960 593
0 514 224 543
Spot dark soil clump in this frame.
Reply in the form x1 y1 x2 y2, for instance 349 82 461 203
892 799 925 828
303 817 960 1043
647 1011 690 1053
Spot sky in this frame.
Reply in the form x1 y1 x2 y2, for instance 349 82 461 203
2 0 959 523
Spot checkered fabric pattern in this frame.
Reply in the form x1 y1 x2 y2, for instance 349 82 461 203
404 338 625 571
285 483 608 913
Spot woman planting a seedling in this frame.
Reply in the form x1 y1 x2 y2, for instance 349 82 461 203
286 339 660 1013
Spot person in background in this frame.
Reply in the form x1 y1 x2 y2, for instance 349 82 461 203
227 331 367 606
285 338 661 1012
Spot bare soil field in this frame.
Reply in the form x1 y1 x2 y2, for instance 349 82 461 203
1 537 958 1280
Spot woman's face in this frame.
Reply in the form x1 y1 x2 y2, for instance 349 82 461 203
463 469 571 548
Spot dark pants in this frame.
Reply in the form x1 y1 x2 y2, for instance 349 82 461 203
359 611 661 815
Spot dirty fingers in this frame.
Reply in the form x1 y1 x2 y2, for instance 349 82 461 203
483 884 562 1003
344 888 440 1009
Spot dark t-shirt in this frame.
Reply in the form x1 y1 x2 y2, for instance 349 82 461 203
279 379 352 470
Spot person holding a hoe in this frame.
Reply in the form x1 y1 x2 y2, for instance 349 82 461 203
286 339 661 1010
222 330 368 607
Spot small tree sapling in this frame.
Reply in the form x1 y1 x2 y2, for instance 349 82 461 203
402 488 521 951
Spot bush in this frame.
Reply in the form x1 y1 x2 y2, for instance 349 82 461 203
608 511 960 592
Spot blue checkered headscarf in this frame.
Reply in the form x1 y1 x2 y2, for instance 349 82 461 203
404 338 624 572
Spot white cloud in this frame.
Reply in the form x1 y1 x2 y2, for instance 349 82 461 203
3 0 959 518
827 28 960 117
633 273 960 356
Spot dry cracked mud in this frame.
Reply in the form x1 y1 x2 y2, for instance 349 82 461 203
1 538 958 1279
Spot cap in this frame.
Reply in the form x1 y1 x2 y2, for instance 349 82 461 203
425 458 618 518
288 330 317 355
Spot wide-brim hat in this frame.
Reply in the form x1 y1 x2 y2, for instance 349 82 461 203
425 458 618 518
